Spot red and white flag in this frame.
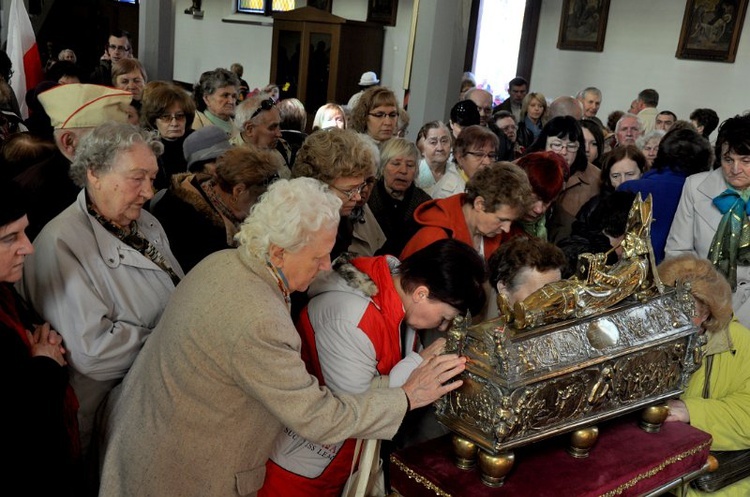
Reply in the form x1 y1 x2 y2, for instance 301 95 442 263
7 0 43 119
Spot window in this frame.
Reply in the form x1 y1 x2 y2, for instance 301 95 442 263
237 0 294 15
467 0 541 107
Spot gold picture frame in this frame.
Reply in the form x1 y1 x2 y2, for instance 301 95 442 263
676 0 748 62
557 0 611 52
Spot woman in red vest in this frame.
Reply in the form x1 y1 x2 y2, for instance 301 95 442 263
259 239 487 496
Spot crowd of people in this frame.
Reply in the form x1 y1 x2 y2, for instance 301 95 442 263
1 28 748 497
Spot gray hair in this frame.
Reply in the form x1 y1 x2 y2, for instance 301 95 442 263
236 177 342 258
615 113 644 133
234 92 272 128
576 86 601 100
69 122 163 188
379 137 420 175
199 68 240 97
636 129 666 149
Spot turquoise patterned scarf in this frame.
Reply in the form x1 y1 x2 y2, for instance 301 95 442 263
707 188 750 290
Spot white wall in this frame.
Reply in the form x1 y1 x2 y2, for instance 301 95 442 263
173 0 276 88
531 0 750 130
172 0 416 96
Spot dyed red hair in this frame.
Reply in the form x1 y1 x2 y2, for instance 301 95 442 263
515 151 565 203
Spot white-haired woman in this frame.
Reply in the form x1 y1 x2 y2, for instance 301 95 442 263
98 177 467 496
19 122 184 456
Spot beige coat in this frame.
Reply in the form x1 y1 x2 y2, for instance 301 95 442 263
99 249 407 496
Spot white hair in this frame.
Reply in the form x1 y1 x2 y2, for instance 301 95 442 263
234 92 272 128
636 129 666 149
615 113 644 133
236 177 342 258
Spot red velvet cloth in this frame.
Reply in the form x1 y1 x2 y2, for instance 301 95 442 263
390 415 712 497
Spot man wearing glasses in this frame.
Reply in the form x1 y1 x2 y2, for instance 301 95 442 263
232 93 292 177
90 29 133 86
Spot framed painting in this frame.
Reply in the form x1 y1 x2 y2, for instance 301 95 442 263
676 0 748 62
557 0 611 52
367 0 398 26
306 0 332 13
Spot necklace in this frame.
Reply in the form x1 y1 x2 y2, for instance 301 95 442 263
265 258 291 307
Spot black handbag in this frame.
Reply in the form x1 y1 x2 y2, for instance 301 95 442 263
690 355 750 492
691 450 750 492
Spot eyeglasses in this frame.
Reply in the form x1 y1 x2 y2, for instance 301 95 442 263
548 141 580 153
330 182 367 200
251 98 275 119
465 151 498 161
157 112 187 122
368 111 399 120
108 44 131 53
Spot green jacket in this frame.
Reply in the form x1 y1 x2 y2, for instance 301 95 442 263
681 318 750 496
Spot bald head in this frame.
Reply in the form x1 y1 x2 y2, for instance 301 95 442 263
548 96 583 120
464 88 493 126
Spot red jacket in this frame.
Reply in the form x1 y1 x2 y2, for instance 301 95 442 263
400 193 523 261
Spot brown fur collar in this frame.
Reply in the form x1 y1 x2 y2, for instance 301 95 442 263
169 173 225 230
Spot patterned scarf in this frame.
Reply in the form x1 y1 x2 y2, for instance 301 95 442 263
707 188 750 290
87 200 182 286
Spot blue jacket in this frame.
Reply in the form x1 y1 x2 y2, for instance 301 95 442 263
619 168 688 264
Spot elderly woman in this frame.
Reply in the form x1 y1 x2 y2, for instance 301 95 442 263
516 92 547 147
140 82 196 189
277 98 308 165
620 127 711 263
151 146 280 272
312 103 346 130
292 127 378 261
515 151 566 240
658 255 750 497
637 129 666 170
191 67 241 137
1 182 81 495
487 236 566 319
112 58 147 104
453 124 500 181
18 122 184 456
401 162 532 261
367 137 432 257
350 85 399 145
448 99 480 139
261 239 487 496
666 114 750 328
98 178 467 496
415 120 464 199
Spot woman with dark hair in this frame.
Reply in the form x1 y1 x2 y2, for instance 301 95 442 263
531 116 589 242
526 116 587 180
515 151 566 240
261 239 487 497
580 118 605 167
140 82 197 189
667 114 750 327
448 100 480 139
620 127 711 263
1 181 82 496
401 162 532 261
488 236 566 319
